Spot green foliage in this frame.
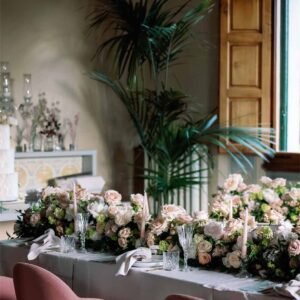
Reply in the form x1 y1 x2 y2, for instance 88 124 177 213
88 0 275 210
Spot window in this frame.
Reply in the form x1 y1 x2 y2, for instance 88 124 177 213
277 0 300 152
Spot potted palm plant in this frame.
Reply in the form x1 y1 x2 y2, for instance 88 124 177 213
88 0 274 213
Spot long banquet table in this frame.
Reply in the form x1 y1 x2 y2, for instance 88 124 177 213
0 240 283 300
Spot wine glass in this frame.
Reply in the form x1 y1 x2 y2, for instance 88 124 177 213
75 213 89 253
176 224 193 272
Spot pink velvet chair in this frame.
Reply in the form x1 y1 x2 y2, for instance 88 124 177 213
13 263 102 300
165 294 205 300
0 276 16 300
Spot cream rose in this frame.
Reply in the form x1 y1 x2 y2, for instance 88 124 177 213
198 252 212 265
223 174 243 192
104 190 122 205
227 250 242 269
107 205 119 217
204 221 224 240
197 240 212 253
288 240 300 256
146 232 155 247
271 178 286 188
58 191 70 208
114 207 133 226
212 245 228 257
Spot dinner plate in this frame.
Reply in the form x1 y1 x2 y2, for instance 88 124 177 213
133 259 163 268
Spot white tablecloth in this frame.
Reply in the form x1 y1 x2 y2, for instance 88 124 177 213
0 240 283 300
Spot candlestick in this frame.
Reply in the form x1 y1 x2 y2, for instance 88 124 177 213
73 183 77 216
241 208 249 259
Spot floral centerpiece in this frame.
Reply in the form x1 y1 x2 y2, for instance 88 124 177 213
145 204 194 253
86 190 150 255
210 174 300 225
14 186 92 238
246 221 300 281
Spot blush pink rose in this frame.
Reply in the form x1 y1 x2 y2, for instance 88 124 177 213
288 240 300 256
130 193 144 207
118 227 132 238
223 174 243 192
176 213 193 224
198 252 211 265
204 221 224 240
104 190 122 205
161 204 186 221
150 217 169 236
118 237 128 249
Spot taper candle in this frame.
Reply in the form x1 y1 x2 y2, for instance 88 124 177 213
140 191 149 239
241 207 249 259
73 183 77 216
229 197 233 219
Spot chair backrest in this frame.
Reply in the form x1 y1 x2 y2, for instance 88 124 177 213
165 294 205 300
0 276 16 300
13 263 79 300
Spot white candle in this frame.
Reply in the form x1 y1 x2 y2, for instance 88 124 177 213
73 183 77 216
229 197 233 219
140 191 149 239
241 208 249 259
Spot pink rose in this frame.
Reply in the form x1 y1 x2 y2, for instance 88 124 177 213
161 204 186 221
212 245 228 257
246 184 262 194
288 240 300 256
271 178 286 188
145 231 155 247
223 174 243 192
150 217 169 236
130 193 144 207
114 206 133 226
30 213 41 226
118 227 132 239
265 209 284 224
193 211 208 222
263 189 281 205
204 221 224 240
176 214 193 224
107 205 119 217
104 190 122 205
260 176 273 187
118 237 128 249
198 252 211 265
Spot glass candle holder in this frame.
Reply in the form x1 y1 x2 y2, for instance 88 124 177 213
163 251 180 271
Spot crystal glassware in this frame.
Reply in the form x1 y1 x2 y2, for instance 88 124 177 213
176 224 193 272
163 251 180 271
75 213 89 253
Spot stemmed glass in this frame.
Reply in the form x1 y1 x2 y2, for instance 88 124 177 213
176 224 193 272
75 213 89 253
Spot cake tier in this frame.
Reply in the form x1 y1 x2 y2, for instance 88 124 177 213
0 149 14 173
0 173 18 201
0 125 10 150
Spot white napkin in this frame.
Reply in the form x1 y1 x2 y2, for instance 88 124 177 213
27 229 61 260
115 247 151 276
262 274 300 299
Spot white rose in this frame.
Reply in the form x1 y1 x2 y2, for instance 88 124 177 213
288 188 300 201
265 209 284 224
176 213 193 224
204 221 224 240
114 207 133 226
104 190 122 205
197 240 213 253
263 189 281 205
193 234 204 245
223 174 243 192
87 200 106 218
246 184 262 194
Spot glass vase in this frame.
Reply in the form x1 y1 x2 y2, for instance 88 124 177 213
44 136 54 152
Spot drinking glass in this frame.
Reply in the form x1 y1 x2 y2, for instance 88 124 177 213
176 224 193 272
75 213 89 252
163 251 180 271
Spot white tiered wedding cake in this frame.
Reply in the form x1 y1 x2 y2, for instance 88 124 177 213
0 124 18 201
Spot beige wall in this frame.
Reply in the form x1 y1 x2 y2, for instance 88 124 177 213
0 0 135 194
